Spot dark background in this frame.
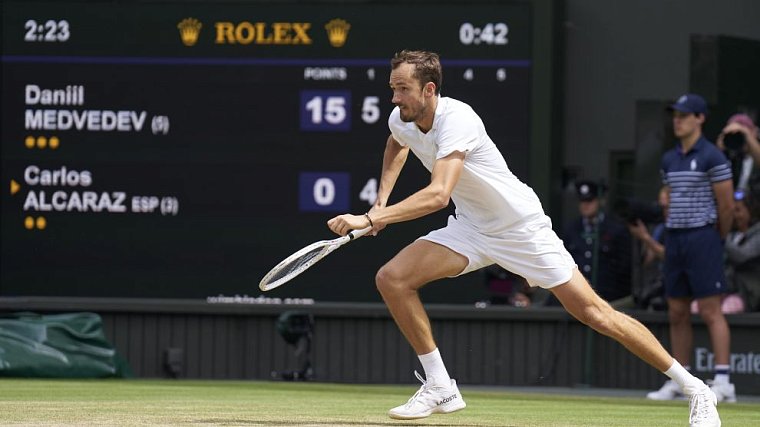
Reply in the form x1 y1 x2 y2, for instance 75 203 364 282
1 1 535 302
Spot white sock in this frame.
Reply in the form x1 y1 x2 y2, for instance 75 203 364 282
418 348 451 387
664 359 699 389
714 364 730 384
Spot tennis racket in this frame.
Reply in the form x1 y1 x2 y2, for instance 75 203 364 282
259 226 372 291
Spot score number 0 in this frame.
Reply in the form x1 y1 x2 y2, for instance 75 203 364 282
299 173 378 212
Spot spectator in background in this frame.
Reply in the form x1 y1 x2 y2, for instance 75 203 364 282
716 113 760 195
724 189 760 312
479 266 534 307
562 180 632 305
649 94 736 403
627 188 668 311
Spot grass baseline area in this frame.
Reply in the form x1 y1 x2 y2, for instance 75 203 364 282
0 379 758 426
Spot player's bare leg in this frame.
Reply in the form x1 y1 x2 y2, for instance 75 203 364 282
376 239 466 354
376 239 468 419
552 269 674 370
552 269 721 426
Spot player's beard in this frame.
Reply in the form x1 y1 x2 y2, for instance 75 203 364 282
398 101 427 123
398 107 415 122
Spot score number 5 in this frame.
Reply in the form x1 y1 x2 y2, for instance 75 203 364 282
300 90 381 132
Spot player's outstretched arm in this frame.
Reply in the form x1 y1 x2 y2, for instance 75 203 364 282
373 135 409 210
370 150 465 227
327 135 407 237
327 150 464 236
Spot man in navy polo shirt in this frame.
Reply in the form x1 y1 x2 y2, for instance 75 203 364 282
648 94 737 404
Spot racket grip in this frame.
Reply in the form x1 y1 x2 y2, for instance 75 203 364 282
348 226 372 239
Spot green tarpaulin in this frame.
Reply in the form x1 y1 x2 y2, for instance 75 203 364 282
0 312 131 378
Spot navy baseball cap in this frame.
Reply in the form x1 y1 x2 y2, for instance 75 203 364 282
668 93 708 115
575 181 600 201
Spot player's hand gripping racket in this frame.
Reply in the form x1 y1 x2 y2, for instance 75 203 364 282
259 226 372 291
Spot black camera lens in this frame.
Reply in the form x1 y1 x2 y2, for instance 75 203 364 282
724 132 747 151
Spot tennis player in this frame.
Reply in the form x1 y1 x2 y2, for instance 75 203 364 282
327 50 720 427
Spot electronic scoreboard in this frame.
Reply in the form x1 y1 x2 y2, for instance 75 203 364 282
1 1 555 303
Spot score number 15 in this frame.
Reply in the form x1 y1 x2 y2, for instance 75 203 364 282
300 90 381 132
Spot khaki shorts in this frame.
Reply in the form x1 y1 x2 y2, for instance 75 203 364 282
420 215 575 289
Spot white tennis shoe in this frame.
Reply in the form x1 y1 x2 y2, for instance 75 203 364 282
707 380 736 403
647 379 684 400
685 382 721 427
388 371 466 419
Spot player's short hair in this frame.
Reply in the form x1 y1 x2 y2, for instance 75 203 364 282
391 50 442 95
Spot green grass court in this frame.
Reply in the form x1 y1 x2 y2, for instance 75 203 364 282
1 379 758 426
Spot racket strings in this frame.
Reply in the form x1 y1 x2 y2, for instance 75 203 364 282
266 246 327 284
259 228 369 291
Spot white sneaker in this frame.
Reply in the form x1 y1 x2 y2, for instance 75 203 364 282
647 379 684 400
707 380 737 403
685 383 721 427
388 371 466 420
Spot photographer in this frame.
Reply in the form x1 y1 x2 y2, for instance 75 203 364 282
717 113 760 194
725 190 760 312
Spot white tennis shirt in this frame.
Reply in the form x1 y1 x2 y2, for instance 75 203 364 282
388 96 545 234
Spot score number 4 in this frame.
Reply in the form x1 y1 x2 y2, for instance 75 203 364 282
300 90 381 132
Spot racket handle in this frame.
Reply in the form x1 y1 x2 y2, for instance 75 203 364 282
348 226 372 239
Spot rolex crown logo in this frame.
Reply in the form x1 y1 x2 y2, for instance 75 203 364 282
177 18 202 46
325 19 350 48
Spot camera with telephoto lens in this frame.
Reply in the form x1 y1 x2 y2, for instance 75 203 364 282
723 132 747 160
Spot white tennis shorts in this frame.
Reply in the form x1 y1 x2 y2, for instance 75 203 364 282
420 215 575 289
